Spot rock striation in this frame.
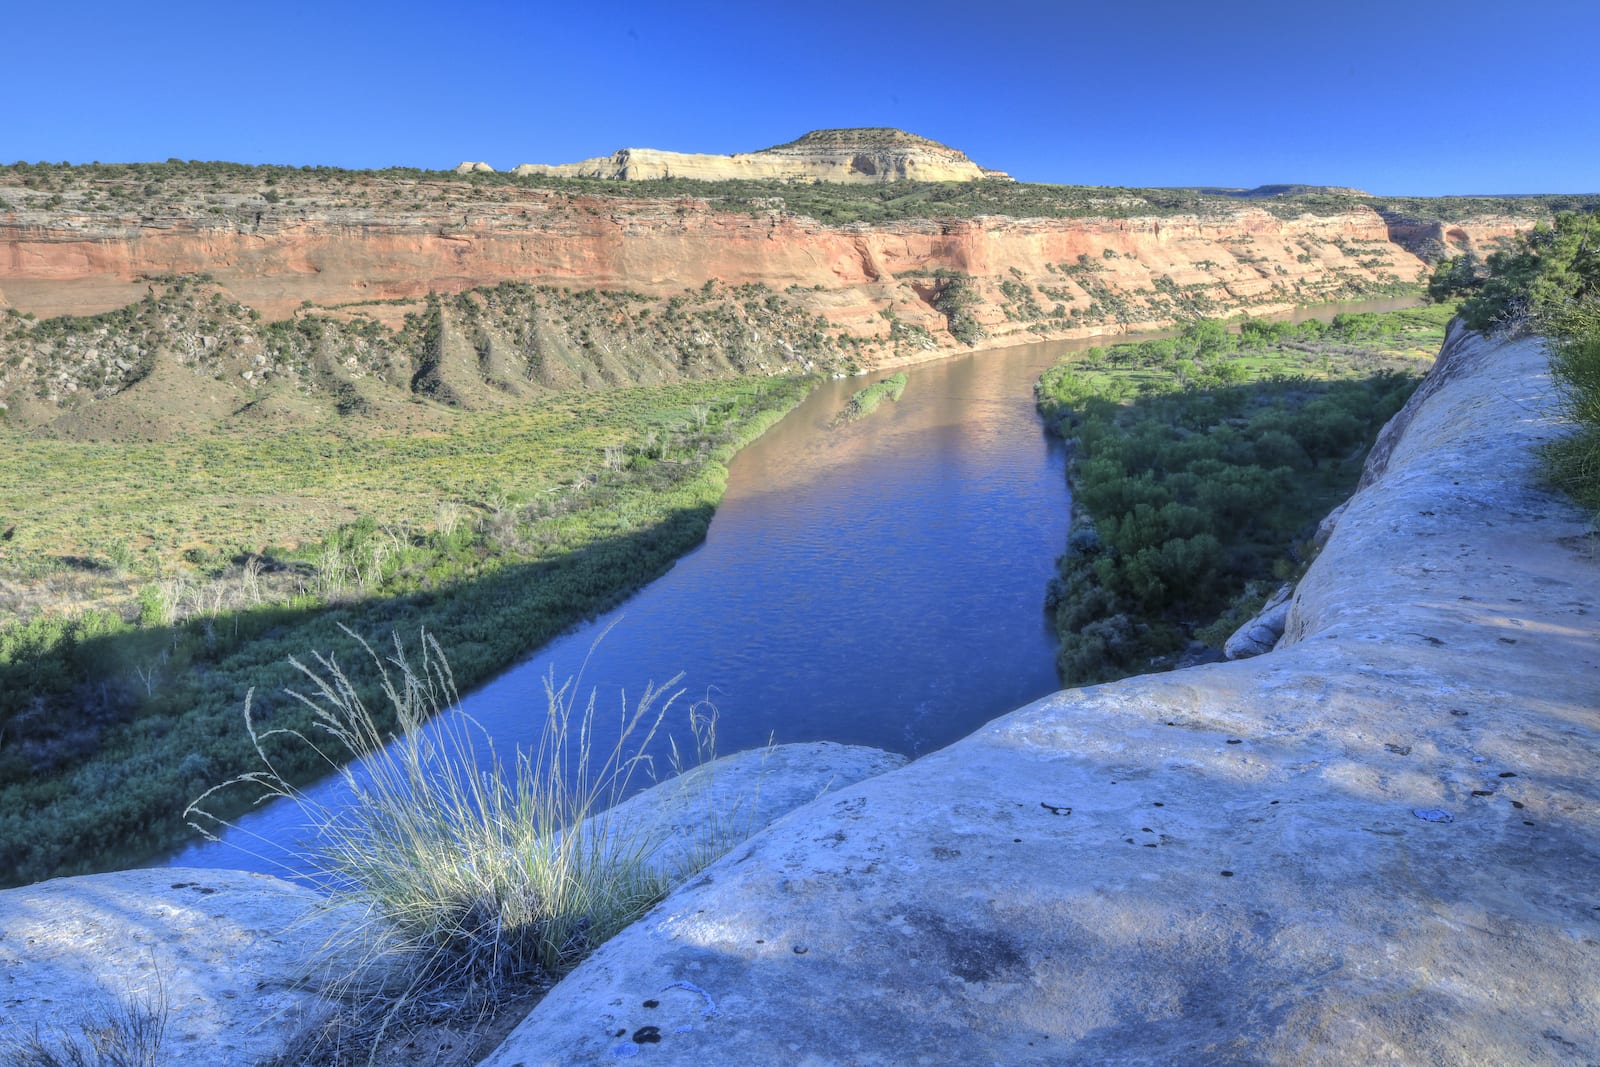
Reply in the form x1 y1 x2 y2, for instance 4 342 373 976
0 190 1432 351
512 128 999 184
483 326 1600 1065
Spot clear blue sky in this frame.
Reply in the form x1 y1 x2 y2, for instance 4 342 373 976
6 0 1597 195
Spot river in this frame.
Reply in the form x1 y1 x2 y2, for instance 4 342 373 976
166 297 1421 878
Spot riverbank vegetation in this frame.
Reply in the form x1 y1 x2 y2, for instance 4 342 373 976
0 372 810 886
833 373 907 425
1428 209 1600 514
1036 305 1451 684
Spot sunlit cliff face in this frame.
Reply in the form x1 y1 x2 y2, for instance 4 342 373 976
2 180 1464 359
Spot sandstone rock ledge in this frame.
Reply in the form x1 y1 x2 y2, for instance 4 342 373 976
0 743 904 1064
486 328 1600 1066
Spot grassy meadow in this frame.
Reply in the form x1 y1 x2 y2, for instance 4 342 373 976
0 374 812 884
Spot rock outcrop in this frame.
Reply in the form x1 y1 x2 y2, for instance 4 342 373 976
512 128 997 184
0 743 904 1065
483 328 1600 1065
1222 583 1293 659
1380 212 1528 263
0 869 365 1064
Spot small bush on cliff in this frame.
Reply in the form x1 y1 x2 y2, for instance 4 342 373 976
931 270 985 346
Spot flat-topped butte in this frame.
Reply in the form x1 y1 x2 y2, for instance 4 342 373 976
495 127 1008 184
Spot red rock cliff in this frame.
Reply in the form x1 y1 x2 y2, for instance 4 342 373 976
0 179 1447 359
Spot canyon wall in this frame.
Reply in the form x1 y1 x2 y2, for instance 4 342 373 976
1 193 1436 359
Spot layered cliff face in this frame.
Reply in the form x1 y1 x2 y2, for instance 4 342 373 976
510 128 1001 184
0 179 1428 364
1379 212 1527 262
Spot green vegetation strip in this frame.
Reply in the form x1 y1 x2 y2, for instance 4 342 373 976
1429 209 1600 516
6 159 1597 228
1036 305 1452 685
0 375 812 885
834 373 907 425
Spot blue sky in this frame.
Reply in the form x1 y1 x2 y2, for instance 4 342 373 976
6 0 1597 195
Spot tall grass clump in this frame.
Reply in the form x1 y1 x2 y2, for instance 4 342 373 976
187 629 709 1046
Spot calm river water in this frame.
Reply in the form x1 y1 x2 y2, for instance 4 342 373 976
166 297 1419 877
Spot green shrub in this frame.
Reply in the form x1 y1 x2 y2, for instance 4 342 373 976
1036 308 1437 685
1457 212 1600 331
834 373 908 424
931 271 985 346
1445 209 1600 513
1541 297 1600 514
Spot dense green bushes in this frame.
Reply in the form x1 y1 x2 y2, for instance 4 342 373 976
1428 211 1600 331
1037 309 1443 685
930 271 985 346
1544 300 1600 514
1429 209 1600 514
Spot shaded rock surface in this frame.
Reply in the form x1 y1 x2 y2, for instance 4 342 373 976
485 328 1600 1066
596 742 908 880
0 743 903 1065
0 868 364 1064
1223 583 1293 660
